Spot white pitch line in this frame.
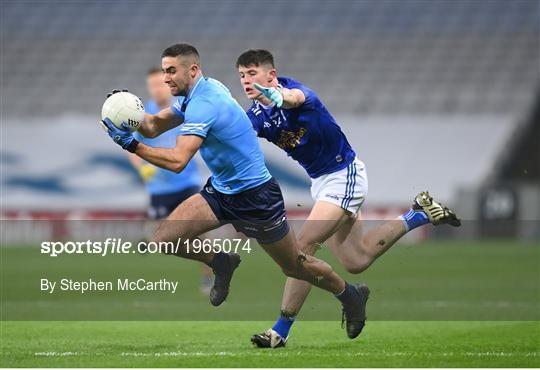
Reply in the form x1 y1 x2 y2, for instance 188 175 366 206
34 352 81 356
115 351 539 358
30 350 539 358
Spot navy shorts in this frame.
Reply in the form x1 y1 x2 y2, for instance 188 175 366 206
200 177 290 244
148 186 200 220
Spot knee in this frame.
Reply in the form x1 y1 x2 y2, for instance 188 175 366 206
342 255 372 274
280 255 305 279
152 224 188 254
152 229 172 254
153 223 174 244
297 237 321 256
344 265 365 274
282 267 300 279
282 253 334 280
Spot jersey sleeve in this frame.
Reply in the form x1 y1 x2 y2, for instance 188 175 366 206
285 80 317 108
170 97 186 119
178 97 217 138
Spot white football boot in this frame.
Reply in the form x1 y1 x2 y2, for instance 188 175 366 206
413 191 461 227
251 329 287 348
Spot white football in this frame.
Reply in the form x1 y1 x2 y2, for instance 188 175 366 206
101 92 145 132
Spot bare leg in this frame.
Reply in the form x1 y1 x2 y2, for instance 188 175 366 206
256 212 370 344
279 201 351 314
327 215 406 274
280 201 408 315
154 193 221 264
259 228 346 294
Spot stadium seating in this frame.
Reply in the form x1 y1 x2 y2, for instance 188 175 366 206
2 0 538 117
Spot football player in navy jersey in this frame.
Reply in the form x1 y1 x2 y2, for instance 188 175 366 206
236 49 461 348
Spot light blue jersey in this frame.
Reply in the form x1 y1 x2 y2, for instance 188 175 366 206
133 99 201 195
171 76 271 194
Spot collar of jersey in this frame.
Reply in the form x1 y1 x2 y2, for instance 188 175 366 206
257 100 275 110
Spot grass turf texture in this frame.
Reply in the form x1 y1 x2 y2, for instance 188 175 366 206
1 240 539 366
1 321 539 367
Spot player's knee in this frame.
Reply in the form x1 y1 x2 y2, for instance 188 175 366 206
297 238 320 256
152 230 171 254
280 259 304 279
285 254 334 281
342 256 371 274
281 267 299 279
153 226 184 254
344 265 365 274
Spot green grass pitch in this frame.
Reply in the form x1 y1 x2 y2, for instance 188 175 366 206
1 321 539 367
1 240 539 367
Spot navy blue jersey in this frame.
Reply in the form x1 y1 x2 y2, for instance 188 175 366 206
246 77 355 178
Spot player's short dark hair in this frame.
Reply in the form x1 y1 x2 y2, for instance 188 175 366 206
236 49 275 68
162 43 200 65
147 66 162 76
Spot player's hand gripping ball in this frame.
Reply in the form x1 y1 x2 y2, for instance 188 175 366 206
100 118 139 153
101 90 145 132
100 89 144 152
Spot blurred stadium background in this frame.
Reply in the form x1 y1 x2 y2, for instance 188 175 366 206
1 0 539 241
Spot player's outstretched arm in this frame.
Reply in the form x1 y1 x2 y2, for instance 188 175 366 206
138 107 183 138
253 83 305 109
134 134 202 173
280 88 305 109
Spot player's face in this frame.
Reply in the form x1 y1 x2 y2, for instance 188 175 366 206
146 72 171 106
238 64 275 100
162 56 192 97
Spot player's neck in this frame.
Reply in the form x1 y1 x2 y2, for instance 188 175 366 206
187 73 204 97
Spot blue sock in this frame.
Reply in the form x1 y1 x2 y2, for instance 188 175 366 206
399 208 429 232
272 311 296 338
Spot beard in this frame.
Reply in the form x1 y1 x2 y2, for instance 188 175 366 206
171 70 191 96
170 84 186 97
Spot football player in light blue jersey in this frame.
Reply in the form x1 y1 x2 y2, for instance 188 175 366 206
127 67 213 295
101 43 370 340
236 49 461 348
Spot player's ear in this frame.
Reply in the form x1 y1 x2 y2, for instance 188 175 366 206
190 64 198 78
268 68 277 82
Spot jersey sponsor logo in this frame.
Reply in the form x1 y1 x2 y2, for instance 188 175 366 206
276 127 307 150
